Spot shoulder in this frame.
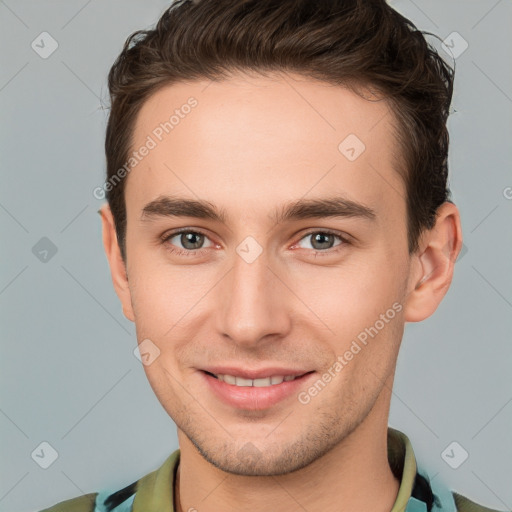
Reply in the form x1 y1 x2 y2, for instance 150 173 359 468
37 480 138 512
39 493 98 512
452 491 510 512
37 450 180 512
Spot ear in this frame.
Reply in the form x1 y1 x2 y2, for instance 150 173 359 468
403 202 463 323
99 204 135 322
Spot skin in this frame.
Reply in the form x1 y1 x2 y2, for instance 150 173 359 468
100 71 462 512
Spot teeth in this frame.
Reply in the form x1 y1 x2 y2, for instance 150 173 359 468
223 374 236 385
214 374 299 387
235 376 253 387
253 377 271 387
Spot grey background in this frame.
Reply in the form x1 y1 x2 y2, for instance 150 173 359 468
1 1 511 511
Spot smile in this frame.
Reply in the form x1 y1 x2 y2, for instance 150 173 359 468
201 369 315 410
207 372 304 387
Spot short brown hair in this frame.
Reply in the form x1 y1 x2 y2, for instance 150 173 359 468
105 0 454 262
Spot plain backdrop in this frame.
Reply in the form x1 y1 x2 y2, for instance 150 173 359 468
1 1 511 511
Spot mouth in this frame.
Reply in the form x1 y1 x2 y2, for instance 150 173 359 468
204 371 311 387
200 368 316 410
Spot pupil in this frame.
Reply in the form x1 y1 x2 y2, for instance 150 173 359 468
183 232 202 250
313 233 332 250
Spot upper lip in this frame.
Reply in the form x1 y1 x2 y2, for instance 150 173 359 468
201 366 313 379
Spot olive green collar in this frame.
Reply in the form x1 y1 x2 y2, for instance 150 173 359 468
131 427 420 512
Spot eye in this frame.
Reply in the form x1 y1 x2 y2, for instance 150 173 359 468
160 228 350 258
294 230 348 254
161 229 215 255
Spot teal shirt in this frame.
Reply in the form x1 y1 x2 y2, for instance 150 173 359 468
40 428 505 512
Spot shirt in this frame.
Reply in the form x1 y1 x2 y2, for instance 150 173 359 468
40 428 504 512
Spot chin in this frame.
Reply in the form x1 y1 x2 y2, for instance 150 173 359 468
188 430 342 477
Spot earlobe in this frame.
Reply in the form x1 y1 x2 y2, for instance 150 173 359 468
403 202 463 323
99 205 135 323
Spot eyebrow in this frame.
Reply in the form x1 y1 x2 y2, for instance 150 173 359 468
140 195 377 225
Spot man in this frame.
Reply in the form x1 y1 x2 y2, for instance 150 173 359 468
41 0 505 511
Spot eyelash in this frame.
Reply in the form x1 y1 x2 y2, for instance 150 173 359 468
160 228 350 258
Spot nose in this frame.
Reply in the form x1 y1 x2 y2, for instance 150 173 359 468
215 246 292 348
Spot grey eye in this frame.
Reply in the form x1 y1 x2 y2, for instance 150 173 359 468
298 232 342 251
167 231 213 251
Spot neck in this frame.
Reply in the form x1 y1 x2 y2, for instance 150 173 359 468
174 465 182 512
175 395 399 512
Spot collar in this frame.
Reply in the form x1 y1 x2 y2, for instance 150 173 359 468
387 428 457 512
389 427 420 512
97 428 456 512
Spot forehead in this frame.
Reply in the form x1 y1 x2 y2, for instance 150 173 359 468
125 72 405 223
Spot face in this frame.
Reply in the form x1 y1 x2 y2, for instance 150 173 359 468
109 72 420 476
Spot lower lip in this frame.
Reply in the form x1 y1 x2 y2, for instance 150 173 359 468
201 371 315 410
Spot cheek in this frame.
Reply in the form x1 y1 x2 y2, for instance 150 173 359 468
127 255 197 326
127 261 216 368
291 256 405 331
